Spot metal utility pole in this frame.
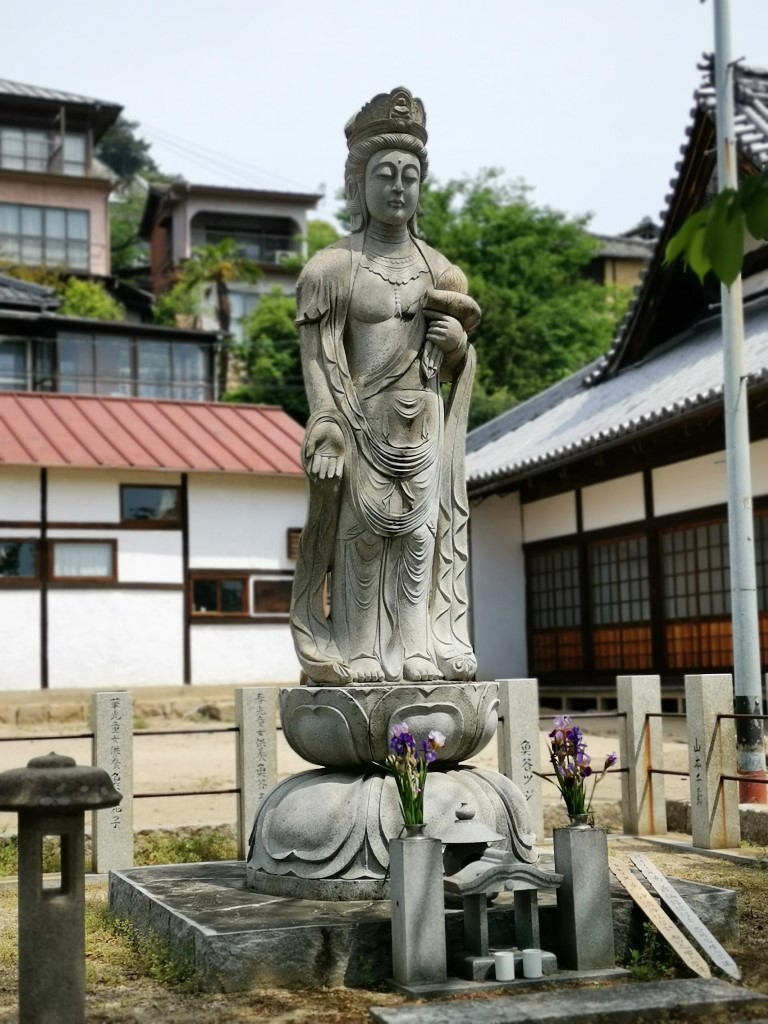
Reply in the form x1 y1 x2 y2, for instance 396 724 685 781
713 0 766 801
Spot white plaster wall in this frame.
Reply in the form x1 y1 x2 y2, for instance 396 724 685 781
653 451 727 517
189 474 307 569
647 438 768 519
47 469 181 522
0 592 40 690
0 468 41 521
522 491 577 543
582 473 645 532
117 533 183 584
191 624 300 684
48 591 183 687
469 494 528 681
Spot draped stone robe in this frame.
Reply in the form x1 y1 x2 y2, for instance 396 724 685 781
290 232 476 684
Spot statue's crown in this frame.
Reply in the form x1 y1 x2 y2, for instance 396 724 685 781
345 87 427 149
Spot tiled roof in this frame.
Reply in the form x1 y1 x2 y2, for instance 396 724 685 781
0 393 305 476
0 79 121 140
592 235 655 261
587 58 768 387
0 79 117 108
0 275 59 310
466 299 768 493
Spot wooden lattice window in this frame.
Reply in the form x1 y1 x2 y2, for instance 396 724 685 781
528 545 583 673
589 535 652 670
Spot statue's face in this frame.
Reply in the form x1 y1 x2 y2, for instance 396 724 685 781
364 149 420 227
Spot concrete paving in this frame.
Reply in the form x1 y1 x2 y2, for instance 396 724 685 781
370 978 767 1024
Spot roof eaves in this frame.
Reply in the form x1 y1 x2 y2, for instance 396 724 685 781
584 56 768 390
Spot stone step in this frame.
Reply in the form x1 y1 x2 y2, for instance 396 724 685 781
369 978 766 1024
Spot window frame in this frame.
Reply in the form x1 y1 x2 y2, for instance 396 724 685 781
0 202 90 270
190 572 250 620
0 538 40 584
251 574 293 619
48 539 117 584
119 484 182 528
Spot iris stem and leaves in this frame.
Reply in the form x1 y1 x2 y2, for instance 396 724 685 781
538 716 617 819
385 723 446 826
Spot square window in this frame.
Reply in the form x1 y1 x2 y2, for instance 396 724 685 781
193 578 218 613
252 577 293 615
191 576 248 616
221 579 245 613
51 541 114 579
0 540 37 578
121 485 180 523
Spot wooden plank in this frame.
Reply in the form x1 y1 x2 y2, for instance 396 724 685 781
608 857 711 978
630 853 741 981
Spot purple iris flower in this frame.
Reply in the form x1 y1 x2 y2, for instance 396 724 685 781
389 722 416 756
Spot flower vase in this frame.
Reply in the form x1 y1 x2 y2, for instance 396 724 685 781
402 823 428 839
567 813 591 829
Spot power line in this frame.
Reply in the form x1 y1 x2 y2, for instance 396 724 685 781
140 122 312 193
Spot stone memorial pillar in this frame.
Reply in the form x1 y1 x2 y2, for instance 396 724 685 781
553 825 615 971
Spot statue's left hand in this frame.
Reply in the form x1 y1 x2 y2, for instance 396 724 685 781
425 314 465 356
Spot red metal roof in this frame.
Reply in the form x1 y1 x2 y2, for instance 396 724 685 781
0 393 305 476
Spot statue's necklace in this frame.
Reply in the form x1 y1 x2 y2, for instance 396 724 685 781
361 248 428 285
361 248 429 318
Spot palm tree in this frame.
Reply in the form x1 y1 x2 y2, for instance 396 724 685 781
177 238 262 398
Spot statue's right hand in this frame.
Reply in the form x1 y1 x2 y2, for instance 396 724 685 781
305 420 345 481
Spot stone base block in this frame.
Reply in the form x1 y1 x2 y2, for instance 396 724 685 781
109 858 738 991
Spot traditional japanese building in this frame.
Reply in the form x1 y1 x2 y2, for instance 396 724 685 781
467 58 768 709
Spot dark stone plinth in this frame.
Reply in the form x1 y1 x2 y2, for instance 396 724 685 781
108 859 738 992
371 979 767 1023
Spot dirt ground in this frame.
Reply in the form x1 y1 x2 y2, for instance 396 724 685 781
0 700 693 835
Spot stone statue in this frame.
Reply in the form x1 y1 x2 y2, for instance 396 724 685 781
290 87 481 686
248 89 537 901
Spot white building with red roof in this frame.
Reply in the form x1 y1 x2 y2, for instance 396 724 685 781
0 392 307 690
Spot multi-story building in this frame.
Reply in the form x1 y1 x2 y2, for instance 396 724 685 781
140 181 322 339
0 79 122 276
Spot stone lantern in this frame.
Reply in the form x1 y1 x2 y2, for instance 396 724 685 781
0 752 121 1024
441 801 503 877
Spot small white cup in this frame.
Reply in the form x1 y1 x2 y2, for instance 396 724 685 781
522 947 543 979
493 949 516 982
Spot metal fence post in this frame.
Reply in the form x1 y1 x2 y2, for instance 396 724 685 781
496 678 544 841
91 691 134 872
235 687 278 860
685 673 740 849
617 675 666 836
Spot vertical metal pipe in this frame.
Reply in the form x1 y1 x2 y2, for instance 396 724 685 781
713 0 765 798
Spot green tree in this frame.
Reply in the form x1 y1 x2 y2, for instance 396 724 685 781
58 278 126 320
109 189 150 273
151 280 204 327
225 286 307 423
96 116 159 182
417 171 620 429
174 239 262 397
307 219 341 257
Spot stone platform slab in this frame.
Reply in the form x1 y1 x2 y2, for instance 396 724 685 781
109 858 738 992
370 978 766 1023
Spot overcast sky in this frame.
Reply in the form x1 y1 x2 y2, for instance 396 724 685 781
4 0 768 234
